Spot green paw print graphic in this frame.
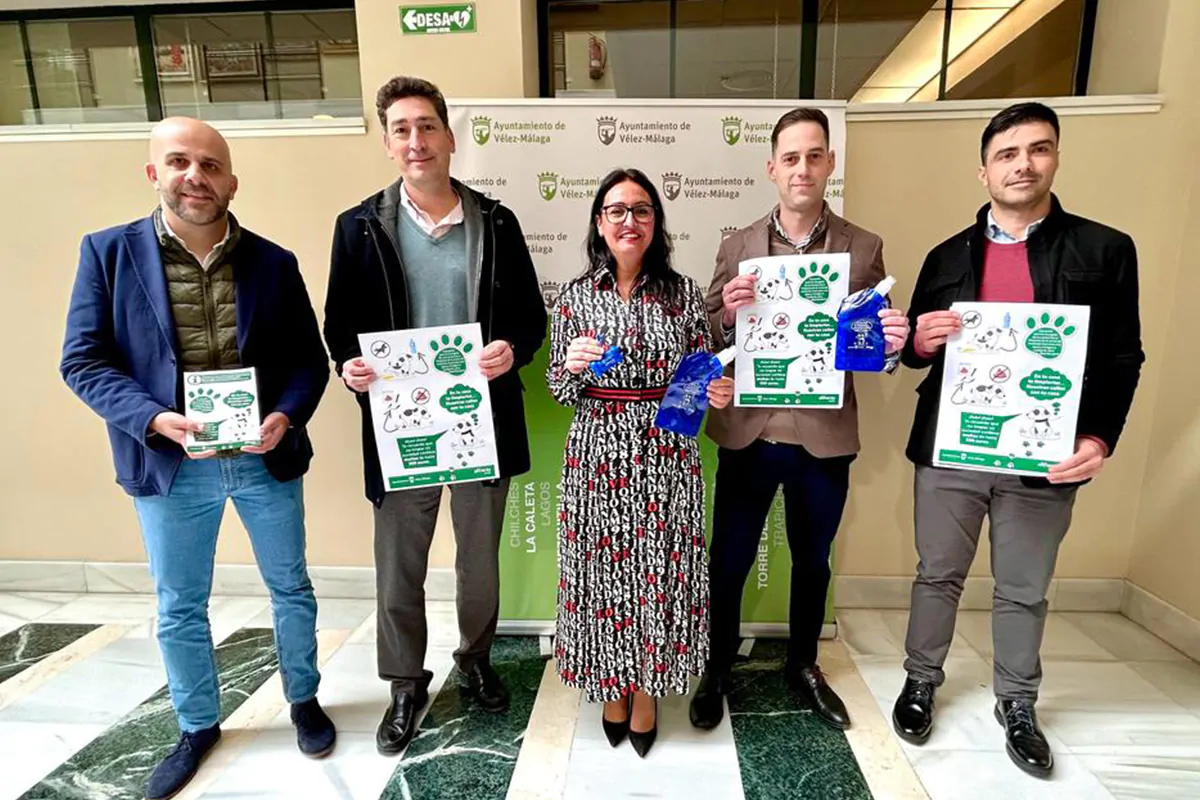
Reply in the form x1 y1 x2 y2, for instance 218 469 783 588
430 334 474 376
1024 312 1076 359
187 388 221 414
798 262 841 304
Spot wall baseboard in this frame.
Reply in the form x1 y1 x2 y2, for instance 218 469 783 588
6 561 1197 658
1121 582 1200 663
0 561 1127 611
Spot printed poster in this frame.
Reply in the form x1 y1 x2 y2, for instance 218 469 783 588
934 302 1091 476
183 368 262 452
734 253 850 408
359 323 499 491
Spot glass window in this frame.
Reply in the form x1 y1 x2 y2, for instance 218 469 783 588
818 0 1086 103
152 9 361 121
549 0 670 98
549 0 803 99
0 4 360 126
675 0 802 99
944 0 1084 101
546 0 1095 104
815 1 932 102
0 23 35 126
24 17 146 124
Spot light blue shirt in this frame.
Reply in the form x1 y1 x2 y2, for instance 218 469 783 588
985 209 1044 244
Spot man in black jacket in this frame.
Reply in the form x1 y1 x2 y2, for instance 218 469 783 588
891 103 1143 778
323 77 546 755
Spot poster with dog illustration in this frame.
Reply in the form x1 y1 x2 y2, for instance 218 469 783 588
359 323 499 490
934 302 1090 476
734 253 850 408
183 367 262 453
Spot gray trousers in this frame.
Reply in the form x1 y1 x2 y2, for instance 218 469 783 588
903 465 1077 701
373 479 510 693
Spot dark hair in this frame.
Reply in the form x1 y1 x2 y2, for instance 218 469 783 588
375 76 449 130
980 102 1060 164
771 107 830 153
585 168 682 308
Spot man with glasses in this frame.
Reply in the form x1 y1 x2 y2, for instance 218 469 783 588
323 76 546 755
691 108 910 732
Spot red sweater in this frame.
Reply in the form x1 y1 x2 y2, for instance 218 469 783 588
979 240 1034 302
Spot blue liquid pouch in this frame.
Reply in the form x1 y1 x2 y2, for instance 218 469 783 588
590 335 625 377
834 276 896 372
654 348 737 438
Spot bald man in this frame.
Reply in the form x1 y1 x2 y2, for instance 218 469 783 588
61 117 335 799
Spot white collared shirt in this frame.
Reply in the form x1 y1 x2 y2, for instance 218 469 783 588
986 208 1045 244
400 182 464 239
159 207 233 270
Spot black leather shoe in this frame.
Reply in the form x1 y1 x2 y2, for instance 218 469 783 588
291 697 336 758
145 723 221 800
995 699 1053 778
629 698 658 758
892 678 936 744
463 660 510 713
602 696 630 747
376 687 429 756
788 664 851 730
689 672 729 730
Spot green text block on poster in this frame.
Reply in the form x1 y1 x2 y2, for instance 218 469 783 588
400 4 476 35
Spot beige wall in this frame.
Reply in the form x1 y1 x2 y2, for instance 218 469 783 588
1125 0 1200 618
1 0 1197 610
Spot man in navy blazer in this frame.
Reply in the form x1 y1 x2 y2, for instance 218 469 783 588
60 118 334 800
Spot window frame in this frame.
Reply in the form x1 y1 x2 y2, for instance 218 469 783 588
0 0 356 125
537 0 1098 102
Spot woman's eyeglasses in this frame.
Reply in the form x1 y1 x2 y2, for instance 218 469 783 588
601 203 655 225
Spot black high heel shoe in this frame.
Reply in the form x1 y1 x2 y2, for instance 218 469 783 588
629 698 658 758
602 696 630 748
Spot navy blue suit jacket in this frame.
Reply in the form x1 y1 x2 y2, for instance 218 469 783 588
60 215 329 496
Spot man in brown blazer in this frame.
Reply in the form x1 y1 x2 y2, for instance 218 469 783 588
690 108 909 732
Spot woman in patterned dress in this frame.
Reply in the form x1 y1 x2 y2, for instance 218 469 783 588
547 168 733 757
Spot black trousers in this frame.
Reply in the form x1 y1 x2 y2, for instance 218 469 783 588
707 440 852 675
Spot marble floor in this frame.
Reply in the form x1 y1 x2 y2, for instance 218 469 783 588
0 592 1198 799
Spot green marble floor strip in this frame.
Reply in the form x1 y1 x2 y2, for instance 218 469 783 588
20 628 279 800
380 636 546 800
0 624 100 684
727 640 874 800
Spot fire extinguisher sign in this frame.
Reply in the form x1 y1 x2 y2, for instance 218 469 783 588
399 3 477 35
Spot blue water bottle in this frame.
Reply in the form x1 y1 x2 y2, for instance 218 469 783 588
834 276 897 372
654 347 737 438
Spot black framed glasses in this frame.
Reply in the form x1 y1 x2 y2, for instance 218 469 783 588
602 203 655 224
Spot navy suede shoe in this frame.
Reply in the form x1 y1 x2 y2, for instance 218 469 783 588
291 697 336 758
145 723 221 800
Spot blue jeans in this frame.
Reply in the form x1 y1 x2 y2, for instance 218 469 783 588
133 454 319 732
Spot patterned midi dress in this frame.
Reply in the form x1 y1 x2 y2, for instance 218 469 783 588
547 271 713 703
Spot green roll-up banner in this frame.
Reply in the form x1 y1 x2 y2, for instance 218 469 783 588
447 100 848 631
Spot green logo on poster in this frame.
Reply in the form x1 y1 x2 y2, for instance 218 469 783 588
471 116 491 145
722 116 743 145
1024 313 1076 359
538 172 558 201
430 334 473 375
798 262 841 304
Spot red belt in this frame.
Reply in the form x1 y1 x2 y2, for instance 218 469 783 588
581 386 668 402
